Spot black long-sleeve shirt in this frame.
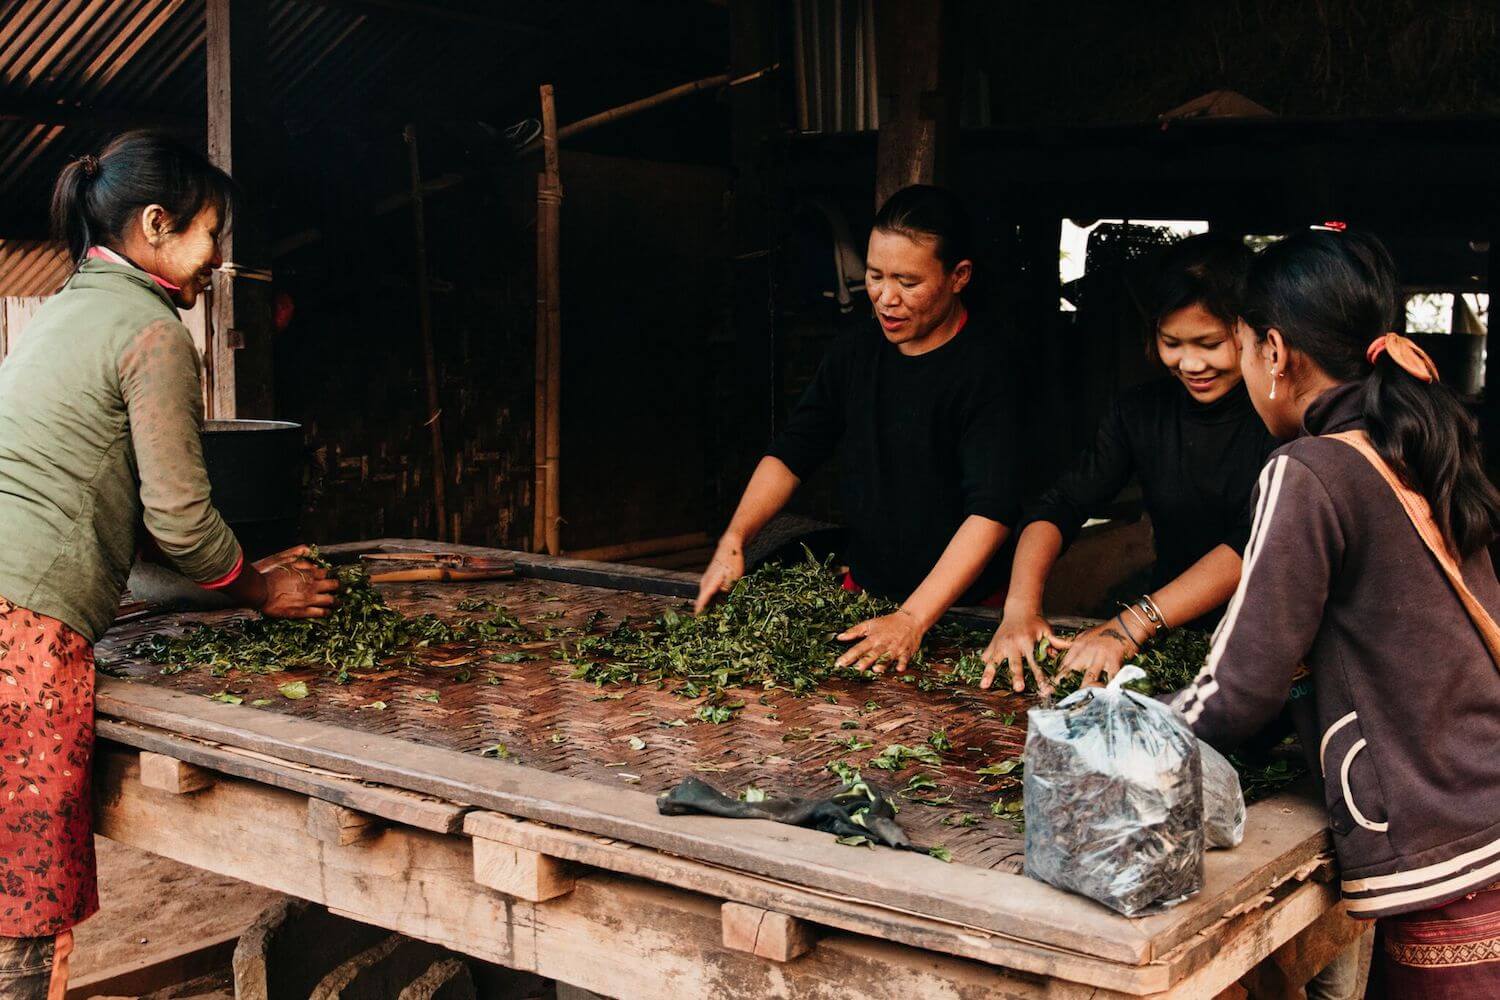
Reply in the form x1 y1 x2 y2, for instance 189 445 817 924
768 318 1020 604
1024 378 1277 595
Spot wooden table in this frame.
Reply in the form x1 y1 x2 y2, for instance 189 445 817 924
92 540 1364 999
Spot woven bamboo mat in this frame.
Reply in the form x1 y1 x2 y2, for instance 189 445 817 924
97 577 1035 870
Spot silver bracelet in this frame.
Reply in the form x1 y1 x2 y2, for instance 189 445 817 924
1138 594 1170 633
1119 602 1154 644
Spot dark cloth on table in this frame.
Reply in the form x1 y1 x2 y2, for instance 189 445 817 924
658 776 917 851
767 317 1020 605
1023 378 1276 599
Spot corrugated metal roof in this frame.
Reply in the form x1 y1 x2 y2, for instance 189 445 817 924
0 0 727 291
0 0 552 239
0 238 71 295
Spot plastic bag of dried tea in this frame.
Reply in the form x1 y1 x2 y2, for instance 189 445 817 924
1200 739 1245 849
1022 666 1204 916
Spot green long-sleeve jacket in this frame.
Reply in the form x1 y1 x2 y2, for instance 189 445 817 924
0 259 242 642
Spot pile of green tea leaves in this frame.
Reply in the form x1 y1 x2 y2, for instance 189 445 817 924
565 553 903 707
567 551 1210 710
127 559 523 684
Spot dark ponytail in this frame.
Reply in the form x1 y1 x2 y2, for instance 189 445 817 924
50 130 237 264
1242 229 1500 556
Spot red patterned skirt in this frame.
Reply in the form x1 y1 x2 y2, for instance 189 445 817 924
1374 882 1500 999
0 598 98 938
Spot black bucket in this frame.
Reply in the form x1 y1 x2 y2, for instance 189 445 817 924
201 419 304 559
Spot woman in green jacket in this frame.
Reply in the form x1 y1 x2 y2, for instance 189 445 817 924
0 132 336 998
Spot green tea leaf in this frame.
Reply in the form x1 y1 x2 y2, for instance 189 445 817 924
277 681 309 700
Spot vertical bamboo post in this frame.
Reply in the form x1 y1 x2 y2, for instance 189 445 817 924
532 170 551 552
539 84 564 556
404 123 448 542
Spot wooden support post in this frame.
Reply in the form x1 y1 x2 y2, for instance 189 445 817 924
872 0 961 209
721 901 817 962
404 123 449 542
534 85 563 555
1484 226 1500 451
206 0 275 419
306 797 383 846
725 0 782 504
139 751 214 794
472 836 577 902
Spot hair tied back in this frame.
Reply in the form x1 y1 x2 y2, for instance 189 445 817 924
1367 333 1439 384
78 154 100 179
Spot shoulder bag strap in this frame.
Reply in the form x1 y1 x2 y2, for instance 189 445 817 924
1326 430 1500 673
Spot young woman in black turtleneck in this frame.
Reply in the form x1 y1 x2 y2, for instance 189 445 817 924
979 234 1275 694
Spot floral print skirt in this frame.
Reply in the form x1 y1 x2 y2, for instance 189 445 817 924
0 597 97 938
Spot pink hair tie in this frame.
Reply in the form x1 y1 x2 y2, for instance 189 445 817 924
1367 333 1440 384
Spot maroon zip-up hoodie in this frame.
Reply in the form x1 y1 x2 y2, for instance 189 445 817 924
1172 382 1500 918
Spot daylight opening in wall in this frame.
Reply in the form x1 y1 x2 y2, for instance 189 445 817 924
1058 219 1209 311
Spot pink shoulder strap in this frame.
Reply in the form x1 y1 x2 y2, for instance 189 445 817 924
1326 430 1500 673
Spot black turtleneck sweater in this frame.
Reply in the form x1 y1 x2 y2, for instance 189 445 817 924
1024 378 1277 594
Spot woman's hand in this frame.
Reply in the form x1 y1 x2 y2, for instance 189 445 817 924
980 612 1066 694
694 534 746 614
1055 620 1138 690
835 609 925 674
260 551 340 619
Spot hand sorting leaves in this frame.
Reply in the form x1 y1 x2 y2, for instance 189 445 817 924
979 612 1064 693
835 608 925 673
129 554 524 684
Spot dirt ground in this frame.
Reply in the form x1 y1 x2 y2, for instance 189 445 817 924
70 837 282 997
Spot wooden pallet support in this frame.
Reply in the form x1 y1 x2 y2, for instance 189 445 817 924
721 901 817 962
307 797 384 846
471 836 577 902
139 751 214 794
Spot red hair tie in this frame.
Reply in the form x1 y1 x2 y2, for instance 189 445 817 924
1367 333 1439 384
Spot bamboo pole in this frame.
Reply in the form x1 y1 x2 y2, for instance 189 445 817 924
532 170 551 553
404 123 448 542
539 84 563 556
520 67 776 156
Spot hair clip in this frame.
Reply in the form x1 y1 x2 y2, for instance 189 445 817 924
1310 220 1347 232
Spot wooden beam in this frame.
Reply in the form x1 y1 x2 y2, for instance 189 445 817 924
206 0 276 419
139 751 214 794
472 837 577 902
94 748 1347 1000
98 720 469 834
306 798 383 845
872 0 961 207
721 902 817 962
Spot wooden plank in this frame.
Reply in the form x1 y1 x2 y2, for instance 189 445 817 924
462 809 1172 992
722 902 816 962
472 837 577 902
65 931 240 1000
98 719 468 834
93 746 1100 1000
139 751 214 794
1134 791 1332 959
95 677 1155 964
307 798 382 846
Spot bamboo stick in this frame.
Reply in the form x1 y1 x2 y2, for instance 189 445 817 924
532 171 551 553
404 123 448 542
539 84 563 557
563 531 711 564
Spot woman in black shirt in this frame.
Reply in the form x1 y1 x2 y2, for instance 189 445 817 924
697 186 1019 674
980 234 1275 693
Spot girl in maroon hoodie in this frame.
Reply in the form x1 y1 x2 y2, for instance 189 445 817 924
1172 229 1500 997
